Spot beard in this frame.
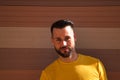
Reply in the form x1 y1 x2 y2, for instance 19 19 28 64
54 46 72 58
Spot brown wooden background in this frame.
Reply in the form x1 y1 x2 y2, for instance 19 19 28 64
0 0 120 80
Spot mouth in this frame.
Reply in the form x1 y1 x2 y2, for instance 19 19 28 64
55 46 71 58
61 47 69 52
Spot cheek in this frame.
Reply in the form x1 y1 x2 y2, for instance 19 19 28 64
70 39 76 46
53 41 60 48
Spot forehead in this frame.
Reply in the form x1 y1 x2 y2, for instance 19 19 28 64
52 26 74 37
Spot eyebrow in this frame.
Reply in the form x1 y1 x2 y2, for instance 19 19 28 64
54 36 71 40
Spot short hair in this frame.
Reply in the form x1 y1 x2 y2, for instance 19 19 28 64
50 20 74 34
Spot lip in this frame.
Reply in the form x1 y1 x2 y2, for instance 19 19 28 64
61 48 69 51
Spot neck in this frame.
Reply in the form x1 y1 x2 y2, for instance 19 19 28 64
59 51 78 63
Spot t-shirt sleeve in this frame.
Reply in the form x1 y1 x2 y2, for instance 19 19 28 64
98 59 108 80
40 70 48 80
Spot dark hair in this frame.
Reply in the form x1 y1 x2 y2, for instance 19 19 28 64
50 20 74 34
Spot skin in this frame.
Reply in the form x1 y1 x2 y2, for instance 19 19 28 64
51 26 78 63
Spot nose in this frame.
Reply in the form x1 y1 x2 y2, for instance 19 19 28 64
61 41 67 46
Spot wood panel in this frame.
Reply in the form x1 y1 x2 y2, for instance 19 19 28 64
0 48 57 70
0 0 120 6
0 48 120 80
0 70 41 80
0 5 120 80
0 27 120 49
0 48 120 71
0 6 120 28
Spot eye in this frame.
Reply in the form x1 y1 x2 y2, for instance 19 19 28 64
55 38 62 43
65 36 71 41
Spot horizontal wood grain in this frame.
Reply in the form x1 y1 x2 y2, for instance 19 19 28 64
0 6 120 27
0 27 120 49
107 72 120 80
0 48 120 72
0 70 41 80
0 5 120 80
0 0 120 6
0 48 120 80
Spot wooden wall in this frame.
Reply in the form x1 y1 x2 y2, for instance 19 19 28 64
0 0 120 80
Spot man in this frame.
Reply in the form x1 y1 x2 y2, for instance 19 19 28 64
40 20 107 80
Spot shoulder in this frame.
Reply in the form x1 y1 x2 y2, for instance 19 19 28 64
78 53 100 64
43 59 59 72
40 60 59 79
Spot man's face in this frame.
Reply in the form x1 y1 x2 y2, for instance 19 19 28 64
51 26 76 58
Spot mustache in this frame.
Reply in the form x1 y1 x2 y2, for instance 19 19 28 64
60 46 69 49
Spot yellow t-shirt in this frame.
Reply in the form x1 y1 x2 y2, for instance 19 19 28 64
40 54 107 80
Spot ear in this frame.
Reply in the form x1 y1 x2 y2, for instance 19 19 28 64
74 33 77 42
51 36 54 45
